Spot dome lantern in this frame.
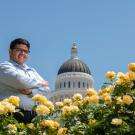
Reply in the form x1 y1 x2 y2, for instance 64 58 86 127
71 42 78 59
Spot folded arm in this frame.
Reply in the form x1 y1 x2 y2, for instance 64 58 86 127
21 81 49 95
0 63 48 92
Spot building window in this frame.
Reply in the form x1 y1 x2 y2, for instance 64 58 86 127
83 82 85 88
68 81 70 88
78 82 80 88
73 82 75 88
64 82 66 88
87 83 89 88
60 83 61 88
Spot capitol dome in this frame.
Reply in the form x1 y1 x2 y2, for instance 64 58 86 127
48 42 94 102
58 59 91 75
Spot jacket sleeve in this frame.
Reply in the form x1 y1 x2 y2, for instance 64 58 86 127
0 62 42 90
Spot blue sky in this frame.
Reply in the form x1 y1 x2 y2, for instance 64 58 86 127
0 0 135 90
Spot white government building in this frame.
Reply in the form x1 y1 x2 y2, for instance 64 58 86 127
48 43 94 102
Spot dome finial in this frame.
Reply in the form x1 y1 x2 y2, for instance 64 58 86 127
71 42 78 59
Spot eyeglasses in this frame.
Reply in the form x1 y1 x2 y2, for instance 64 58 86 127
13 48 30 54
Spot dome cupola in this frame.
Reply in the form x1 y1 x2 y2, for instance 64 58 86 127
71 42 78 59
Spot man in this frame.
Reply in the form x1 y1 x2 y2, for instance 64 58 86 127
0 38 49 123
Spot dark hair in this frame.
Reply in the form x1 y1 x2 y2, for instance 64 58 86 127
10 38 30 50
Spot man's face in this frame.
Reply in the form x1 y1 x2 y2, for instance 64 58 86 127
9 44 30 65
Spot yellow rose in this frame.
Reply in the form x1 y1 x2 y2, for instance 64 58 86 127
101 93 112 104
73 101 83 107
116 96 123 105
73 93 83 101
99 86 113 96
70 105 79 113
32 94 47 104
117 72 130 82
58 128 67 135
62 106 71 117
36 105 50 115
111 118 122 126
101 93 109 99
55 102 64 108
40 120 59 130
8 96 20 107
63 98 72 106
86 88 97 96
105 85 114 93
1 98 9 102
126 71 135 81
128 63 135 72
98 89 104 96
40 120 53 128
0 103 7 115
53 121 60 128
116 72 131 85
105 71 116 80
122 95 133 105
89 95 99 104
7 124 17 134
43 101 54 111
1 102 15 113
83 96 90 104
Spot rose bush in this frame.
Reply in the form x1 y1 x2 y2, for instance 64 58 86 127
0 63 135 135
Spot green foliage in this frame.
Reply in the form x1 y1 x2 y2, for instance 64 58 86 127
0 65 135 134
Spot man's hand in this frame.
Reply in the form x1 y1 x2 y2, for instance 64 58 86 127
42 81 48 86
